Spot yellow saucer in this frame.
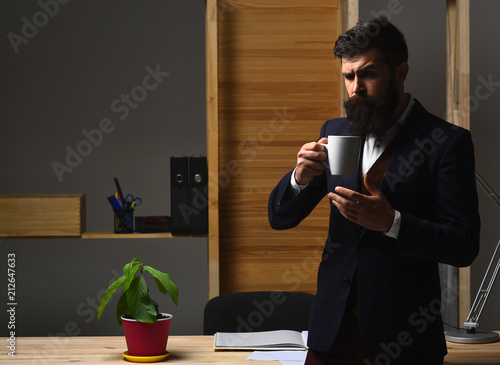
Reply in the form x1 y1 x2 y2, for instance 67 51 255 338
122 351 170 363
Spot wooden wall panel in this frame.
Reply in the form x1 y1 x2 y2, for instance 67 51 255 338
217 0 341 294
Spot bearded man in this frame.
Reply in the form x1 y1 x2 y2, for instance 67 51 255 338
268 17 480 365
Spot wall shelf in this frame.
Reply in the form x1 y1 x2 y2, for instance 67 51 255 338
1 231 205 239
81 231 205 239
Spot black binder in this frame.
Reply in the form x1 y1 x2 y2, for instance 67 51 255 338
188 156 208 234
170 156 190 234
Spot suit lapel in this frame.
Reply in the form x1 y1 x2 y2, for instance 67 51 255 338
379 100 431 199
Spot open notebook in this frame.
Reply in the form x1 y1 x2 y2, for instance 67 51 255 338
214 330 308 351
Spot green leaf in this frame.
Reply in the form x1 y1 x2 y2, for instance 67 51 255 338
116 291 130 326
124 258 141 277
97 275 126 321
144 265 179 305
126 276 157 323
122 258 141 293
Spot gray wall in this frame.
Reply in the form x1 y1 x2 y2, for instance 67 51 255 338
2 0 499 338
1 1 207 336
470 0 500 332
359 0 447 118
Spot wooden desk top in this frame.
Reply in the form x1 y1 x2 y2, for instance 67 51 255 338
5 336 270 365
3 335 500 364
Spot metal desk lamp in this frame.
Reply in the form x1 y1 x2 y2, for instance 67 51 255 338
445 172 500 344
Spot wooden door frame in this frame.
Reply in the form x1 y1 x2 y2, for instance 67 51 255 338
446 0 470 325
205 0 219 299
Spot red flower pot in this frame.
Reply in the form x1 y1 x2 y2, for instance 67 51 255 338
121 313 172 356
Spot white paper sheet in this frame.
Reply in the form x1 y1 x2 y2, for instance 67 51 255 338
247 350 307 362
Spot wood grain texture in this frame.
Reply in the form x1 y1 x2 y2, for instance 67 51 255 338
446 0 471 326
216 0 341 295
6 335 500 364
206 0 221 300
0 194 85 238
7 336 271 364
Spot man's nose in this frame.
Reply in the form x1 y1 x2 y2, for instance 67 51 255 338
352 77 365 95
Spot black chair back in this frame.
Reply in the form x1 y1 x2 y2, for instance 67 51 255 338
203 291 315 335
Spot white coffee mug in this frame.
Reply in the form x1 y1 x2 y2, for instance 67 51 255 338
321 135 361 176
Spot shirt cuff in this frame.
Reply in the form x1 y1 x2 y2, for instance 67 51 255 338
384 210 401 239
289 167 309 196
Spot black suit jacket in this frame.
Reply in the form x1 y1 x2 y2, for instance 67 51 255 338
268 100 480 362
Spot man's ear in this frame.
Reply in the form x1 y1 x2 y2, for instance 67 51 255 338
396 62 409 86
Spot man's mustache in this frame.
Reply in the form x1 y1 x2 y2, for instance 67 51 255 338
344 93 378 108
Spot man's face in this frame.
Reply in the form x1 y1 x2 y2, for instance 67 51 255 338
341 48 404 138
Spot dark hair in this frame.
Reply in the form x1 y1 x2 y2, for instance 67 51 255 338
333 16 408 70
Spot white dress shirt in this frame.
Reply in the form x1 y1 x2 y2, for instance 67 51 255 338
290 94 415 239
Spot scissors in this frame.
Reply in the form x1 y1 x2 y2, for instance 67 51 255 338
125 194 142 208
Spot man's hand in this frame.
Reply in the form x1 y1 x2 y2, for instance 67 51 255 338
294 137 328 185
329 175 395 232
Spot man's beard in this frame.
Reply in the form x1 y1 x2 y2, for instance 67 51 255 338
344 84 400 139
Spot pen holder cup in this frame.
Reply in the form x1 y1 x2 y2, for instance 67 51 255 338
114 209 134 233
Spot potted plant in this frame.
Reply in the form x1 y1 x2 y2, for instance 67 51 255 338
97 258 178 359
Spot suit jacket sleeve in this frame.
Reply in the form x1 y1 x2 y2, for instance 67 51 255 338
268 169 328 230
268 123 330 230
